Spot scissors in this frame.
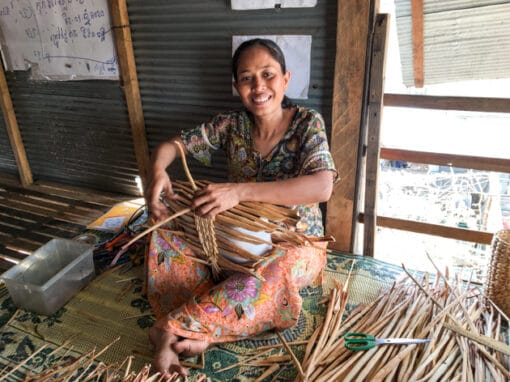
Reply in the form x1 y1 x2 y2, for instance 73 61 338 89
344 332 430 351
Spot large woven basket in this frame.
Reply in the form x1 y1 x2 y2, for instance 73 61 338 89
484 229 510 317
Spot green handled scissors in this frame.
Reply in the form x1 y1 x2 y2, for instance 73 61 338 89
344 332 430 351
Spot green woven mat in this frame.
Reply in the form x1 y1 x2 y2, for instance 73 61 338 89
0 252 404 381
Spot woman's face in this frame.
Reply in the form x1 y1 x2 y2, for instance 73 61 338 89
233 46 290 118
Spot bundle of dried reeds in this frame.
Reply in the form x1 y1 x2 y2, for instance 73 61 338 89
0 338 207 382
239 257 510 381
160 179 316 278
297 259 510 381
117 141 331 278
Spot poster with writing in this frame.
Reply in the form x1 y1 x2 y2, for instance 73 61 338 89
0 0 118 80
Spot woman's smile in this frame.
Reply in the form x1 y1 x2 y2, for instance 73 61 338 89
252 93 272 104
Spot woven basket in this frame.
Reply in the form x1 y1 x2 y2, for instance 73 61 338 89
484 229 510 317
171 141 313 279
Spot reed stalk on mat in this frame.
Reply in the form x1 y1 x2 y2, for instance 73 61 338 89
294 256 509 382
6 338 208 382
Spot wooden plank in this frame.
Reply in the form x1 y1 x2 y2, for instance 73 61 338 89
110 0 150 190
384 93 510 113
0 198 61 218
0 256 19 272
0 173 131 207
35 225 78 239
0 205 40 224
358 213 493 244
0 246 27 270
411 0 424 87
326 0 372 252
0 181 118 210
0 61 33 186
44 219 86 233
0 191 65 213
6 239 44 252
0 176 128 271
380 148 510 173
0 221 50 243
363 14 390 257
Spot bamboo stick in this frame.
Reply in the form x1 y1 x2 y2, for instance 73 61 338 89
443 321 510 356
276 331 304 378
254 364 280 382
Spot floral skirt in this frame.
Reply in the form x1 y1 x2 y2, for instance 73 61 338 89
146 229 327 343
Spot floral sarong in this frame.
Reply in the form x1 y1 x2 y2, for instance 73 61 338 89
146 228 327 343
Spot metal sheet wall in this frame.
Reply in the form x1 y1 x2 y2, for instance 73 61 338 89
127 0 338 182
3 71 140 195
0 115 18 176
395 0 510 86
1 1 336 195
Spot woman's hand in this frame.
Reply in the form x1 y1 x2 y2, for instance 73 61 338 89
145 169 176 222
191 183 241 218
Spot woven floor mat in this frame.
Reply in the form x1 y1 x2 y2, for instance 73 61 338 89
0 252 405 381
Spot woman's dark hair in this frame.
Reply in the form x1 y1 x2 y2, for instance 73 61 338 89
232 38 287 81
232 38 293 108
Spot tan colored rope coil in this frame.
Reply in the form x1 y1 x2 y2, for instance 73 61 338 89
484 229 510 317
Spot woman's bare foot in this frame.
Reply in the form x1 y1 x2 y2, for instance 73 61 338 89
173 338 210 358
149 326 188 377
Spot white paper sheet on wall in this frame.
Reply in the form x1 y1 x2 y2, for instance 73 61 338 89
232 35 311 99
0 0 118 80
231 0 317 10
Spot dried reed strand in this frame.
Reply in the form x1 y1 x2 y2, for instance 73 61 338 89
296 256 509 382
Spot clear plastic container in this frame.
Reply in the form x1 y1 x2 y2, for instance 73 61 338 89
1 238 95 315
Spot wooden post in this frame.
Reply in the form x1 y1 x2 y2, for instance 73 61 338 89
0 64 32 186
109 0 150 191
326 0 372 252
411 0 424 87
363 14 389 257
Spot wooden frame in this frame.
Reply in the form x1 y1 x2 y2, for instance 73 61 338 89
364 92 510 253
109 0 150 190
363 14 389 257
326 0 373 252
380 148 510 174
411 0 424 87
384 93 510 113
358 213 494 244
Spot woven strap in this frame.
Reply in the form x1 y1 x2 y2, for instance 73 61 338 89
175 141 221 278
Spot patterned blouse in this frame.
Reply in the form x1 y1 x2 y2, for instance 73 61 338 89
181 106 337 237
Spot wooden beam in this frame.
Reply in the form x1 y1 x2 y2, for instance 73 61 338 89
0 64 33 186
384 93 510 113
380 148 510 173
363 14 389 257
358 213 493 244
326 0 372 252
109 0 150 191
411 0 424 87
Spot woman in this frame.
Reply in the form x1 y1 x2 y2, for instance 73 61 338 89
145 38 337 377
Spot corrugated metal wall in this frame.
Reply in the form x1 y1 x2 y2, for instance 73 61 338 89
0 0 337 194
0 115 18 176
2 70 141 195
395 0 510 86
127 0 338 182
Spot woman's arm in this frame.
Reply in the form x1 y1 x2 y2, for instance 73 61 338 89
145 137 185 221
192 170 335 218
